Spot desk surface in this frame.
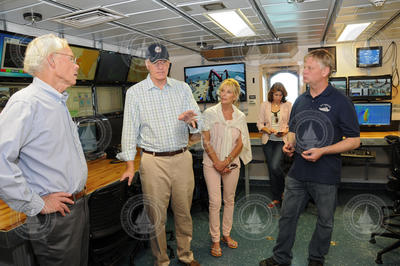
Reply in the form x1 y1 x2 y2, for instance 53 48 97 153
0 154 140 232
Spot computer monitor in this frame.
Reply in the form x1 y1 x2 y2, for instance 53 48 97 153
184 62 246 103
356 46 382 68
70 45 99 82
107 115 123 146
77 122 97 153
354 102 392 130
0 31 32 80
95 51 131 84
66 86 94 117
95 86 124 115
348 75 392 100
329 77 347 95
126 57 148 83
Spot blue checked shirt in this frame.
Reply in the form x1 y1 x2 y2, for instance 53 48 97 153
0 78 88 216
117 75 202 161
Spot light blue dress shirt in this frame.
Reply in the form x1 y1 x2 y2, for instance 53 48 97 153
117 75 202 161
0 78 88 216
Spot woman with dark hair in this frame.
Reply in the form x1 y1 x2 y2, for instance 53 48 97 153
257 82 292 208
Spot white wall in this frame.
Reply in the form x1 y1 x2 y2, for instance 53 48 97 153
170 40 400 123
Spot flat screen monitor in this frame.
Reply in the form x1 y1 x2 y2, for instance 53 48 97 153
126 57 148 83
95 86 124 114
70 45 99 82
108 115 123 146
329 77 347 95
184 62 246 103
354 102 391 127
66 86 94 117
78 122 97 153
0 32 32 79
356 46 382 68
95 51 130 84
348 75 392 100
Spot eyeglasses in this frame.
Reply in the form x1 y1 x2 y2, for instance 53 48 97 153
273 111 279 123
54 52 77 64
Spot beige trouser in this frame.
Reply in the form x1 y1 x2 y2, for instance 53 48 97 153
140 150 195 266
203 164 240 243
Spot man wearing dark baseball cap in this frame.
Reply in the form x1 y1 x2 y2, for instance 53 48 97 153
118 43 201 266
146 43 170 63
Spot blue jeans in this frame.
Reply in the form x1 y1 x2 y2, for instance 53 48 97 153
263 140 285 201
272 176 338 264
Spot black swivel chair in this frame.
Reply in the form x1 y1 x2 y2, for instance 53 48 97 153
369 135 400 264
88 180 138 266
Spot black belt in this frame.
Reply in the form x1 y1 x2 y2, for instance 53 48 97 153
142 147 187 157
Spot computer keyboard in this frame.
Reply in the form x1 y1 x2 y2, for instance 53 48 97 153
341 149 376 158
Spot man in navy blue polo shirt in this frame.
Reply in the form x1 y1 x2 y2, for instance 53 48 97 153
260 49 360 266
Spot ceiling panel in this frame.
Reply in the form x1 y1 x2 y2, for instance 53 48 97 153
0 0 398 56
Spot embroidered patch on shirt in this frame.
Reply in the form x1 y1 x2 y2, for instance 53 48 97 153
318 103 331 112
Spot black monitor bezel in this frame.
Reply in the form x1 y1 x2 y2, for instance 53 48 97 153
69 44 100 84
353 101 393 131
184 62 247 103
329 76 347 96
348 74 392 101
356 46 383 68
94 85 124 116
95 50 131 85
0 30 33 81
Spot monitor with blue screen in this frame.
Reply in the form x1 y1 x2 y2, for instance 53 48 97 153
0 31 32 79
354 102 391 127
356 46 382 68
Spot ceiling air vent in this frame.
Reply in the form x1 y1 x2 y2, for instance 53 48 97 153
201 2 226 11
50 7 127 28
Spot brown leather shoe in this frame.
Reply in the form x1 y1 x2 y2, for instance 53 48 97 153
179 259 200 266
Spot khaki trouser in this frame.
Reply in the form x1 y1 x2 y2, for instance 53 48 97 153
140 150 195 266
203 164 240 243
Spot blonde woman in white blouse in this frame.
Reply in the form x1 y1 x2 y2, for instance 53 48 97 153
202 78 252 257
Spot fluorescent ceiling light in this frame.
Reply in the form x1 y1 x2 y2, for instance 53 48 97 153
205 9 256 37
337 22 371 42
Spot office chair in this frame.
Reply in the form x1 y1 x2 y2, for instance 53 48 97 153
88 179 138 266
369 135 400 264
190 149 209 212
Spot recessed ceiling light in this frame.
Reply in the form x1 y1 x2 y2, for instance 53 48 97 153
205 9 256 37
337 22 371 42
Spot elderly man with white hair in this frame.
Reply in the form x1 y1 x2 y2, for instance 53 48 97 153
0 34 88 266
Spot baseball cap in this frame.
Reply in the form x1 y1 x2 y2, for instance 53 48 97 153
146 43 169 63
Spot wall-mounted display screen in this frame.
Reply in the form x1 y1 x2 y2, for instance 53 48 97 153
70 45 99 81
126 57 148 83
354 102 391 127
348 75 392 100
329 77 347 95
0 32 32 78
78 122 97 153
95 51 130 84
356 46 382 68
95 86 124 114
66 86 94 117
184 62 246 103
